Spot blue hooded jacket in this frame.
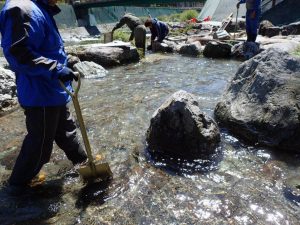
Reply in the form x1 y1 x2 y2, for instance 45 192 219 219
150 18 169 43
0 0 71 107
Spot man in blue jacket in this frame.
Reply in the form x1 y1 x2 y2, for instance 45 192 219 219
0 0 87 193
237 0 261 42
145 18 169 50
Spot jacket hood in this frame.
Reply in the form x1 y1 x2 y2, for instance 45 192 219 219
152 18 158 25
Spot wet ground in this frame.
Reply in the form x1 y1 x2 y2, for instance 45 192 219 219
0 53 300 224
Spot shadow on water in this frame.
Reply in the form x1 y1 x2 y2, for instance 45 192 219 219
75 179 111 210
221 127 300 206
0 179 64 225
219 126 300 166
144 146 223 176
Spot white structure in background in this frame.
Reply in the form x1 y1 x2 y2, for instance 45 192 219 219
198 0 246 21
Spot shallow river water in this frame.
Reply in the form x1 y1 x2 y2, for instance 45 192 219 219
0 53 300 224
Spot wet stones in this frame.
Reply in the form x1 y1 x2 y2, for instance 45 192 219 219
0 67 17 116
152 41 174 53
179 42 202 57
66 42 140 68
67 54 80 68
259 21 300 38
203 41 232 59
259 20 274 36
282 21 300 36
73 61 108 79
146 90 220 159
215 48 300 152
231 42 260 60
283 175 300 205
265 26 281 38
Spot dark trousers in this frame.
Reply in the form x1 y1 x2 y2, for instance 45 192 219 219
134 25 146 54
246 10 260 42
9 105 87 186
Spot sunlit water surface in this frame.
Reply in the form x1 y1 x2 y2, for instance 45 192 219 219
0 54 299 224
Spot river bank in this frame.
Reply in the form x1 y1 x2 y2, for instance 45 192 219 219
1 54 300 224
0 15 300 224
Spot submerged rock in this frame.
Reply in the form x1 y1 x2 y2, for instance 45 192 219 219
215 48 300 152
0 67 17 116
146 90 220 159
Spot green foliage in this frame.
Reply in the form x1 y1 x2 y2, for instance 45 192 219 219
78 39 101 45
179 10 199 21
294 45 300 57
158 13 181 22
113 30 130 42
169 23 194 36
156 10 199 23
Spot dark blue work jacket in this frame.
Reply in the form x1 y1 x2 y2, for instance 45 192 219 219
0 0 71 107
150 18 169 43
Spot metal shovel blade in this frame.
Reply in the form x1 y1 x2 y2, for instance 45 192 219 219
78 162 113 181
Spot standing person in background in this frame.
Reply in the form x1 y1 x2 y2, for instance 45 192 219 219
0 0 87 195
144 18 169 51
112 13 146 54
237 0 261 42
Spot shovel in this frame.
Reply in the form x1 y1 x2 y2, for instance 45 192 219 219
59 73 113 181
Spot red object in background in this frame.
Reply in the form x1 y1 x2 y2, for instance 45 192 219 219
203 16 211 22
190 18 197 23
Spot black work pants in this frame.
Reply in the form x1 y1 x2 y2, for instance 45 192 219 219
9 105 87 186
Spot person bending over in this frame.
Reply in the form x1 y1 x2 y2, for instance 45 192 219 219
112 13 146 53
145 18 169 50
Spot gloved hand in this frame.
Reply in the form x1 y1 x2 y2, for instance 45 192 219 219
58 67 78 82
236 2 240 8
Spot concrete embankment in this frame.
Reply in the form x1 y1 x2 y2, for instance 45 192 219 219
0 3 182 28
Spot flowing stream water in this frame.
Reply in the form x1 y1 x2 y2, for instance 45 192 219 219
0 53 299 224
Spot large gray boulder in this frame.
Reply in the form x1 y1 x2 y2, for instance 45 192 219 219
66 42 139 68
215 48 300 152
146 90 220 159
0 67 17 116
